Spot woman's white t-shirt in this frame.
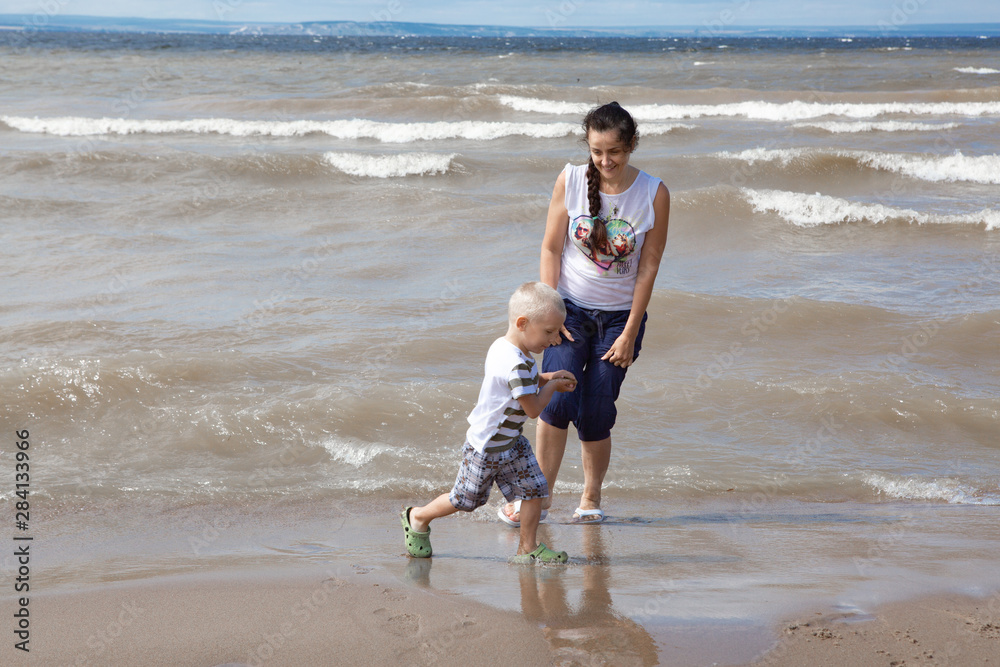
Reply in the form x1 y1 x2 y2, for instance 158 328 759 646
557 162 662 311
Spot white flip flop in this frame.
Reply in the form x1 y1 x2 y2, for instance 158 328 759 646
497 500 548 527
572 507 605 524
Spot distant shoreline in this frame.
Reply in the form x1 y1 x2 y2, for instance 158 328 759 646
1 14 999 38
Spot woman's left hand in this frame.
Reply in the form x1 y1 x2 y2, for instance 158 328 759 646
601 332 636 368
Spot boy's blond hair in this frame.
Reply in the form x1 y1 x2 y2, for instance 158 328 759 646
508 281 566 323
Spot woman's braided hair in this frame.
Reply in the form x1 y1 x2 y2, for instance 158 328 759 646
583 102 639 252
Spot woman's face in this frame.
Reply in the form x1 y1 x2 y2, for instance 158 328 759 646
587 129 632 183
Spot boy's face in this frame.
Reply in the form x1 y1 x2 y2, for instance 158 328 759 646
517 308 565 354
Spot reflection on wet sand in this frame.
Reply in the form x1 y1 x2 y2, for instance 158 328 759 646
518 528 657 667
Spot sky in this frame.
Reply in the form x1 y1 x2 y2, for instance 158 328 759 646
0 0 997 28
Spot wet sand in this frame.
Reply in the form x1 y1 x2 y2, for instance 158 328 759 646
0 566 553 667
3 555 998 666
749 592 1000 667
3 494 999 665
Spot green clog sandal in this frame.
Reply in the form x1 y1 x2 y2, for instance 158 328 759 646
510 542 568 564
400 507 432 558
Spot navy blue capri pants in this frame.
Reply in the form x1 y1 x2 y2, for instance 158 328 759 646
539 298 647 442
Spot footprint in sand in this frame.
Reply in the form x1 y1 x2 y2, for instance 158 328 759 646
380 587 409 602
372 607 420 637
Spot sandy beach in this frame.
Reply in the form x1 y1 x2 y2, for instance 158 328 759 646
3 539 998 666
1 493 997 665
1 566 554 667
751 593 1000 667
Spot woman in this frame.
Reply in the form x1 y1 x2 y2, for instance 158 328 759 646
501 101 669 525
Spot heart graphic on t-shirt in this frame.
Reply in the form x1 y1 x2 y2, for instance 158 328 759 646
570 215 636 270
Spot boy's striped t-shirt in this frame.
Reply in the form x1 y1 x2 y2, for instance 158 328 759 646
465 337 538 453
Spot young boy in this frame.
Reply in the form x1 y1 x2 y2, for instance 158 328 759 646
400 282 577 564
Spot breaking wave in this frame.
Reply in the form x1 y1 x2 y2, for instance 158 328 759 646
741 188 1000 230
0 115 579 142
792 120 961 133
953 66 1000 74
864 473 1000 505
322 151 456 177
498 95 1000 121
719 147 1000 185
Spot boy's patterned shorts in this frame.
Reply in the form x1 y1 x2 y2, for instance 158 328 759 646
448 435 549 512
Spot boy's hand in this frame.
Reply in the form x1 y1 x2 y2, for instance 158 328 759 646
553 378 577 392
549 370 577 392
519 371 576 419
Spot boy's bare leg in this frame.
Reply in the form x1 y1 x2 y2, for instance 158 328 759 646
578 436 611 513
502 421 568 521
516 497 543 555
410 493 459 533
535 421 569 511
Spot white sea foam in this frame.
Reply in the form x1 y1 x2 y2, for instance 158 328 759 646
323 151 456 178
864 473 1000 505
639 122 697 135
720 147 1000 185
742 188 1000 230
719 147 807 165
497 95 1000 121
954 66 1000 74
743 188 902 227
321 439 402 467
0 115 579 142
855 150 1000 185
497 95 590 115
793 120 961 133
0 114 696 142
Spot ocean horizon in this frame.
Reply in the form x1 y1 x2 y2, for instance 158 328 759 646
3 13 1000 37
